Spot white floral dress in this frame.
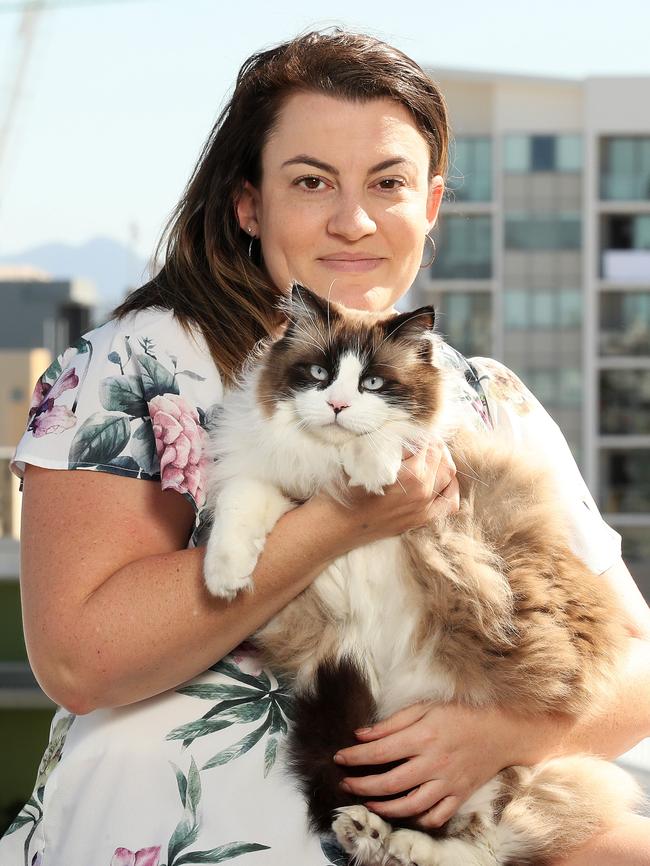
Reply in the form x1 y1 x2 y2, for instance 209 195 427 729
1 308 623 866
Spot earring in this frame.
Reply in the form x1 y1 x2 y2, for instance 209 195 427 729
247 226 257 260
419 234 436 269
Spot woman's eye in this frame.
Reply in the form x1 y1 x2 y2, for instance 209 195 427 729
376 178 404 191
362 375 384 391
296 176 327 191
310 364 328 381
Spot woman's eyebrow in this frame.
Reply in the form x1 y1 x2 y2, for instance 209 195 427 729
281 155 417 175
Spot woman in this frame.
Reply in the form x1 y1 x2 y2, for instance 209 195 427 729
2 29 649 866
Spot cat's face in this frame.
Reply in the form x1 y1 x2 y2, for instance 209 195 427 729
258 285 443 444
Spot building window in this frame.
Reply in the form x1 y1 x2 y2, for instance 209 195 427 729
447 137 492 202
599 449 650 513
431 215 492 279
504 289 582 330
601 214 650 282
435 291 492 357
504 134 582 173
600 136 650 201
599 292 650 356
505 214 581 250
600 370 650 436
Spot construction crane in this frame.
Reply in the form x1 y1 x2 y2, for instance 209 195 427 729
0 0 44 194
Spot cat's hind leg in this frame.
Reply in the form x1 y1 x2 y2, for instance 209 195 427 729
332 805 392 865
385 827 497 866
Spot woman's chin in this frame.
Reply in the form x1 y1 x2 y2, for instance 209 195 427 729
327 285 401 313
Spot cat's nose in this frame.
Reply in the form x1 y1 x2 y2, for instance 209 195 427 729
328 400 350 415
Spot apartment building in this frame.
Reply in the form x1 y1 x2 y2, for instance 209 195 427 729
412 69 650 602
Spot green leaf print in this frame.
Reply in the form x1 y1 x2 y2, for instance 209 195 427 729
175 842 270 864
176 370 207 382
167 717 234 742
186 758 202 820
137 352 180 400
68 412 130 466
269 702 288 736
178 684 266 701
209 659 272 692
99 374 148 416
131 418 158 475
170 762 188 808
201 712 272 771
168 815 200 866
263 737 278 779
221 698 271 724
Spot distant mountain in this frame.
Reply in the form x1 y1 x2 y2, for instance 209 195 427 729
0 236 151 311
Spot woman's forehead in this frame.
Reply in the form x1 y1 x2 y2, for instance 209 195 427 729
262 91 430 172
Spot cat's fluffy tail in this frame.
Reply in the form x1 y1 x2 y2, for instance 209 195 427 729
286 655 380 833
494 754 645 865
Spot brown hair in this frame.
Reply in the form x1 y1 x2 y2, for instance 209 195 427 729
114 28 450 384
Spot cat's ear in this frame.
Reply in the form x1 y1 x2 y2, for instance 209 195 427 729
285 282 330 326
383 306 436 342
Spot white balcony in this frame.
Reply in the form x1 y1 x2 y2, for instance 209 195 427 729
602 250 650 284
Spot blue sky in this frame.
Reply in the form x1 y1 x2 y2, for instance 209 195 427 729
1 0 649 264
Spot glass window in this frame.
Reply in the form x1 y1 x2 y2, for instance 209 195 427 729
531 291 555 328
618 527 650 603
432 215 492 279
559 289 583 327
599 292 650 356
600 136 650 201
504 290 528 328
599 449 650 513
448 137 492 202
559 368 582 407
0 583 28 662
504 134 582 173
557 135 583 172
505 214 581 250
504 135 528 172
531 136 555 171
600 369 650 435
436 291 492 357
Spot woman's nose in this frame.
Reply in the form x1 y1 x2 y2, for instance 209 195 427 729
327 196 376 240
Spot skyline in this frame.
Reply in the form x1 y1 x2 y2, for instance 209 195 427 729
1 0 650 263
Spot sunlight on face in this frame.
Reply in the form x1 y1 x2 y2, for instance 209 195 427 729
236 92 444 313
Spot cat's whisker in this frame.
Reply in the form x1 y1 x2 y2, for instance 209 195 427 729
455 469 489 488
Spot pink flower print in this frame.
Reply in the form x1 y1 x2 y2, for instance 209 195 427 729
28 368 79 437
110 846 161 866
149 393 208 506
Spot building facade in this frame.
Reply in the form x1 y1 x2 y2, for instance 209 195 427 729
412 69 650 603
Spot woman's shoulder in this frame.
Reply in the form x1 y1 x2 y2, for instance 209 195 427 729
11 306 223 513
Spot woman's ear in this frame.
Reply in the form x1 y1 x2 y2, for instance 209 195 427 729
235 180 261 236
426 174 445 232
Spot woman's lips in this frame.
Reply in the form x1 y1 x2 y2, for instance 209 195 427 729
317 257 384 273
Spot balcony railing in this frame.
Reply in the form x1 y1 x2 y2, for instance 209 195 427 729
602 250 650 284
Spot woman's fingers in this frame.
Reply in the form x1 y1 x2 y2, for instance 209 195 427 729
340 757 429 797
353 702 430 742
415 795 463 829
364 779 450 820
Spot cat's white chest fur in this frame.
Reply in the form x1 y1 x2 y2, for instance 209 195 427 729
310 538 456 718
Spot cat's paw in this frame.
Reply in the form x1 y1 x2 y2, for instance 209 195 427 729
203 538 259 601
331 805 391 864
385 829 441 866
341 440 402 494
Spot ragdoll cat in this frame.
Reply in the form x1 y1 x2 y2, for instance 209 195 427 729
203 284 642 866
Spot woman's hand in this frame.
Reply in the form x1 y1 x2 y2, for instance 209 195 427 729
332 701 533 829
320 435 460 554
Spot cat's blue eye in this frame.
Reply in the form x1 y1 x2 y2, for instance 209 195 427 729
310 365 328 381
361 375 384 391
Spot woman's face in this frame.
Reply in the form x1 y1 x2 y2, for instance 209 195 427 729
236 92 444 312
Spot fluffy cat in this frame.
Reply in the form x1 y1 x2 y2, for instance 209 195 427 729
203 284 642 866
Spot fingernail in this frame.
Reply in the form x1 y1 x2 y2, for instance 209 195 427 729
333 753 346 764
355 727 372 735
340 780 352 792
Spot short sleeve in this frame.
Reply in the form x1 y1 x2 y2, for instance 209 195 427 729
469 356 622 576
11 308 223 515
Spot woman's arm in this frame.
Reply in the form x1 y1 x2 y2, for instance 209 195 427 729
21 438 458 714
